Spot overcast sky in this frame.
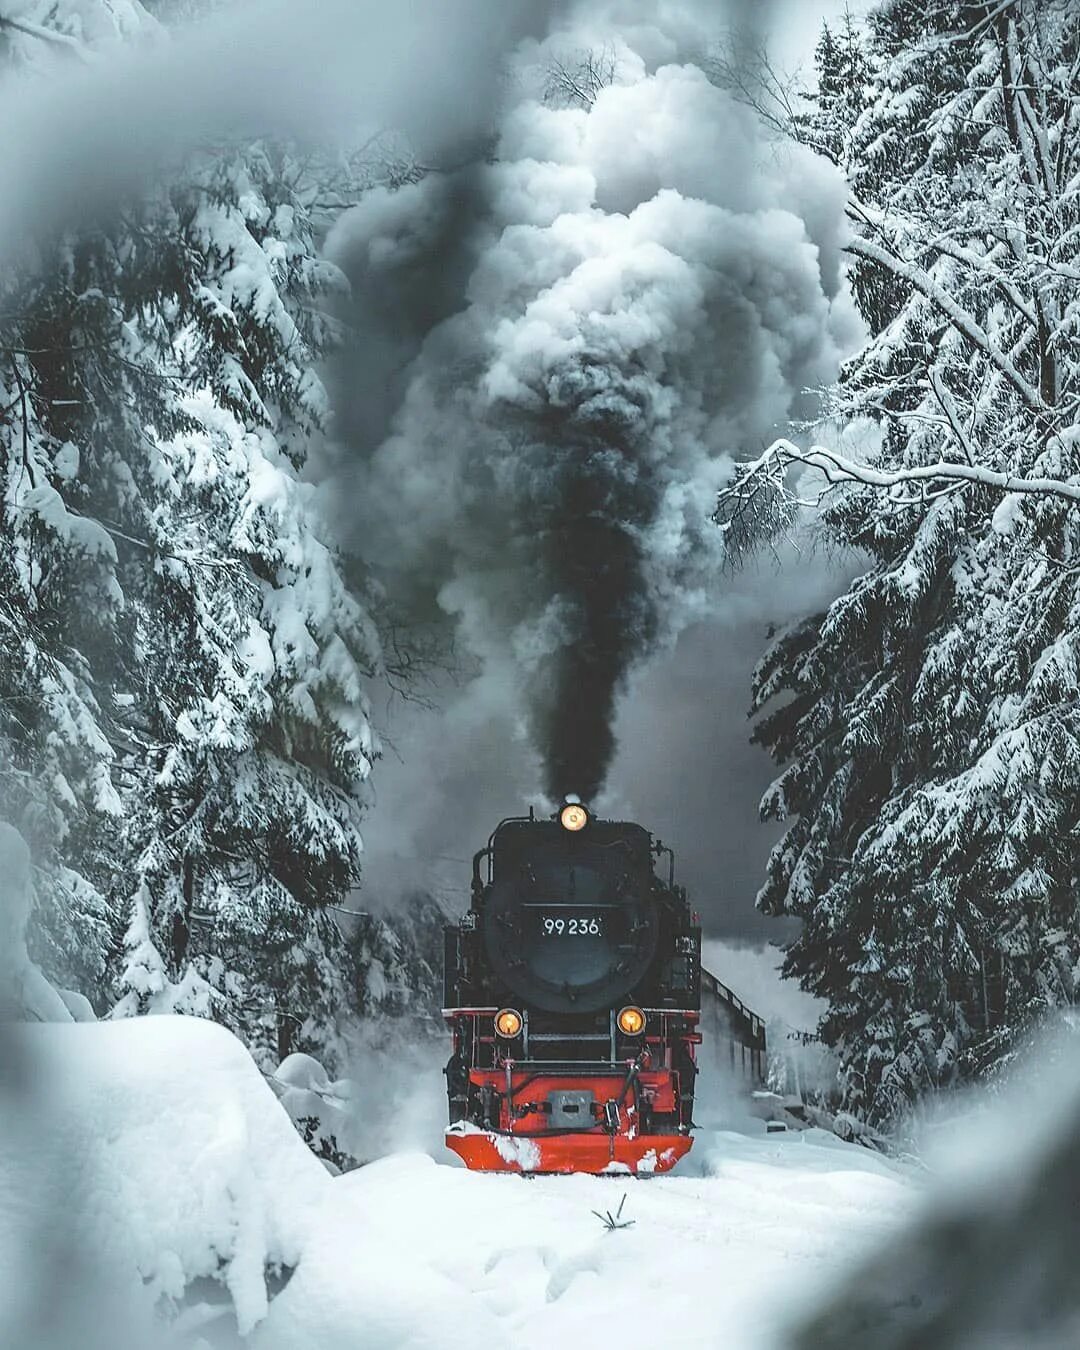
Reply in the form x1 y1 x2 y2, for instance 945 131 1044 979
772 0 865 73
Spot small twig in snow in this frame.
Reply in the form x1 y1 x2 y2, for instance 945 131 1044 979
592 1192 635 1232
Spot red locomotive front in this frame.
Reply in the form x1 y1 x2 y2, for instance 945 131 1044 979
442 798 706 1175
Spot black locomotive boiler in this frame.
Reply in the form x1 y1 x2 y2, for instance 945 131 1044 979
442 797 766 1175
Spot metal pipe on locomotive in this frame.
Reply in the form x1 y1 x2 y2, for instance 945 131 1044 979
442 797 766 1175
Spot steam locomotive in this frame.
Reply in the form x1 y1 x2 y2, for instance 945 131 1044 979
442 797 766 1175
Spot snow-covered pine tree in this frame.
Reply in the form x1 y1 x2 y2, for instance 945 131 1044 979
103 148 382 1069
801 11 874 165
745 0 1080 1127
0 4 385 1071
0 4 162 1001
0 345 120 1001
348 889 446 1020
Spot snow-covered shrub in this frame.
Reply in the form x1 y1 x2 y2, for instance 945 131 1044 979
271 1051 358 1173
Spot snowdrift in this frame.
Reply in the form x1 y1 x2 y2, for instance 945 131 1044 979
0 1014 914 1349
257 1137 910 1350
1 1016 331 1344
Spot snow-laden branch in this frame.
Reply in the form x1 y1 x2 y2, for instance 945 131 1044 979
734 438 1080 502
0 14 93 61
845 236 1049 416
715 437 1080 555
926 236 1038 329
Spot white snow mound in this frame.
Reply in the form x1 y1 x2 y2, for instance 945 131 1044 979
3 1016 915 1349
6 1017 331 1337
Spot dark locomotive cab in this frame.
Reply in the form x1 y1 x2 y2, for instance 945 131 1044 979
442 799 732 1174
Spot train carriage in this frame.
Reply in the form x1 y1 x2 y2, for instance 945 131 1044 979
442 798 766 1175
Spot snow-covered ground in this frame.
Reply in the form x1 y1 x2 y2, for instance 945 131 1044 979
259 1134 911 1350
0 1018 915 1349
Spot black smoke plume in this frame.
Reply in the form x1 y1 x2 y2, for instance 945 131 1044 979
519 408 656 799
325 0 858 803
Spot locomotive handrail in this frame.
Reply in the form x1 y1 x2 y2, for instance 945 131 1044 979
653 839 676 889
486 814 536 855
500 1061 642 1073
472 846 491 894
518 899 623 908
527 1032 612 1041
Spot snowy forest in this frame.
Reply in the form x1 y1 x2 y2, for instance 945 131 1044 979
720 0 1080 1131
3 1 1080 1347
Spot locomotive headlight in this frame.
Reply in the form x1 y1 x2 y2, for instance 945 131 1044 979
617 1005 646 1036
494 1008 523 1038
560 803 588 832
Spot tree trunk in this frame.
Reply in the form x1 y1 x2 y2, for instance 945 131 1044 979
170 855 195 975
277 1012 294 1062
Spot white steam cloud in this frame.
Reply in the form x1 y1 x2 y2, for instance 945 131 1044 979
328 0 859 802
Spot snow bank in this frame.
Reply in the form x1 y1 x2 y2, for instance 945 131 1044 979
2 1017 330 1342
256 1136 912 1350
1 1015 914 1349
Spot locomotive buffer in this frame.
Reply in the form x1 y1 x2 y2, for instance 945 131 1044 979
442 798 766 1175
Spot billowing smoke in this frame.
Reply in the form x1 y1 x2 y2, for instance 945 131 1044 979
328 0 857 802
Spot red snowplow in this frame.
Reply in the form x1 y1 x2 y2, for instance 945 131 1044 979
442 1048 696 1175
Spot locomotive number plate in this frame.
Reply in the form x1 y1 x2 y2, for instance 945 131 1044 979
539 913 603 937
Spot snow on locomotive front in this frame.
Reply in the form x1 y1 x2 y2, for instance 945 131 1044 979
442 798 702 1175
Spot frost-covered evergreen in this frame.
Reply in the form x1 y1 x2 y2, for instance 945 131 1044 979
0 3 385 1071
751 0 1080 1126
348 890 446 1020
105 148 381 1068
800 12 874 164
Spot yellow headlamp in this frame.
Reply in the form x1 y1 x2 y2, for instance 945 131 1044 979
560 803 588 832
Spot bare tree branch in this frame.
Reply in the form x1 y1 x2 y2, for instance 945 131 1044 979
715 436 1080 561
543 44 619 110
703 37 828 158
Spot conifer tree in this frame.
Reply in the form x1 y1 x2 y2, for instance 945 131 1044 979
103 146 381 1067
0 4 385 1070
805 12 873 164
735 0 1080 1126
